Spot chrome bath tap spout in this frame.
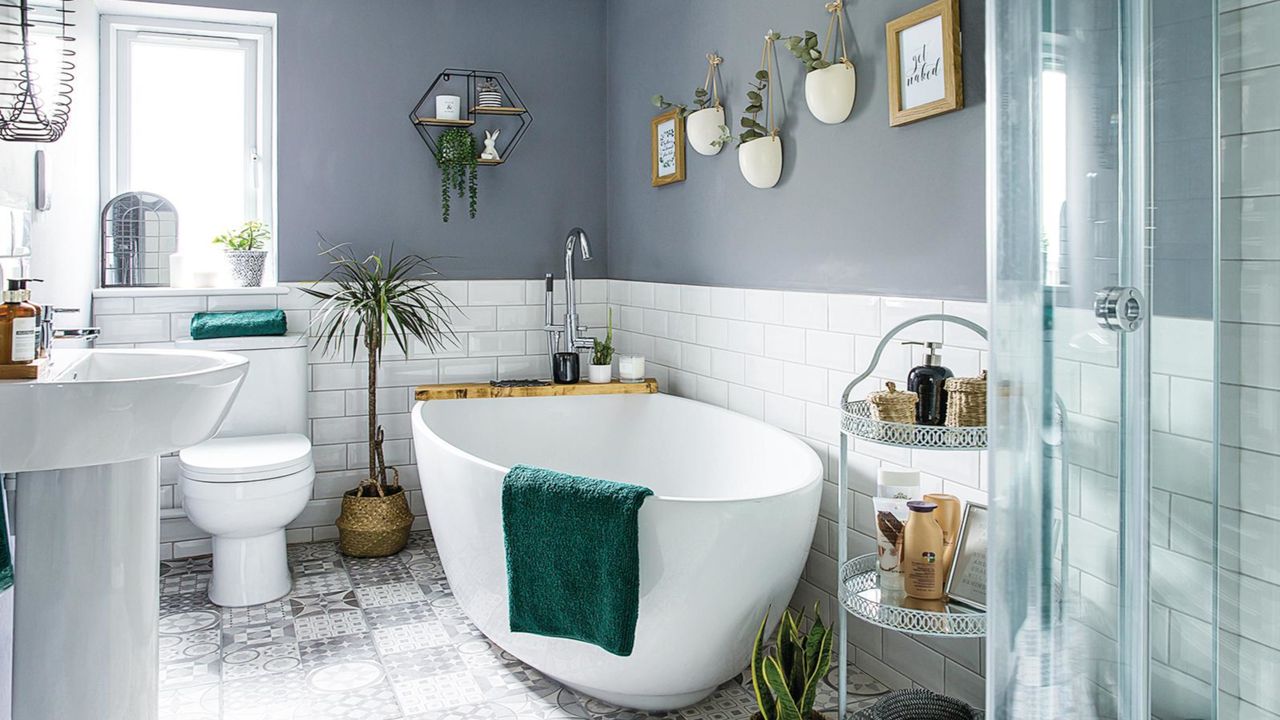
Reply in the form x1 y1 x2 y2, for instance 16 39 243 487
562 227 594 352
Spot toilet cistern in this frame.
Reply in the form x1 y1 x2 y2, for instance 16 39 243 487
543 227 595 372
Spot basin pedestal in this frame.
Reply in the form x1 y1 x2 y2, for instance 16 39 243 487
13 458 159 720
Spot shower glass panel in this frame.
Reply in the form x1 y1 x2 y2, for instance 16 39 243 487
986 0 1248 718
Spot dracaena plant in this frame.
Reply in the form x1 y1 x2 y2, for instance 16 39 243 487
751 604 834 720
212 220 271 251
302 240 457 497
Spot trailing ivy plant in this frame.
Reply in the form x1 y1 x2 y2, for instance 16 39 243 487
782 31 831 72
436 128 478 222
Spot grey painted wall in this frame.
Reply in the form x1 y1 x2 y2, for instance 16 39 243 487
145 0 608 282
605 0 987 301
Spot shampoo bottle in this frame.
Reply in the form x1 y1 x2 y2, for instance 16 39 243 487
903 341 954 426
903 500 946 600
0 278 40 365
924 493 962 579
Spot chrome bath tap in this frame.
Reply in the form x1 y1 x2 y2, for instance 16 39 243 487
543 227 595 373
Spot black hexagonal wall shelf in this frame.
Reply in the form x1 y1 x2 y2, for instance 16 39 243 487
410 68 531 166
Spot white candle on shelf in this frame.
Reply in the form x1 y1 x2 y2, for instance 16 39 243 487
618 354 645 383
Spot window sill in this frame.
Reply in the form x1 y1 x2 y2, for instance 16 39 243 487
93 286 290 298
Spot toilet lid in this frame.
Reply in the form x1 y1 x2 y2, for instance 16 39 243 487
179 433 313 481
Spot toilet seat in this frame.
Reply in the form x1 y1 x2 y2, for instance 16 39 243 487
180 433 312 483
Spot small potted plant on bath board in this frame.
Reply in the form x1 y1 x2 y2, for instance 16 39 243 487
588 309 614 384
304 241 457 557
750 604 834 720
213 220 271 287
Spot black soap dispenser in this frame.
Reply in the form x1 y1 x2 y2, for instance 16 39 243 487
903 341 953 426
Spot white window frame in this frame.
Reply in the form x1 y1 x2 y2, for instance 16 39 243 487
100 14 277 284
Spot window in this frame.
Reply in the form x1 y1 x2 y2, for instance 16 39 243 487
102 15 275 283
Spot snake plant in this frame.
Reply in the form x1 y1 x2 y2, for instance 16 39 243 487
750 604 834 720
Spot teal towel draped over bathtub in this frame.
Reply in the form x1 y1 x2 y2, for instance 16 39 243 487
502 464 653 656
190 309 287 341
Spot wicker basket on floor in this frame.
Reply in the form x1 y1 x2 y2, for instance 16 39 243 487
944 371 988 427
336 480 414 558
867 689 980 720
867 381 918 424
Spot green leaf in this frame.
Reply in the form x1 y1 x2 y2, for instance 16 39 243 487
694 87 708 97
755 69 770 81
651 94 664 107
747 91 762 103
804 30 817 40
763 657 803 720
799 622 833 714
751 610 776 720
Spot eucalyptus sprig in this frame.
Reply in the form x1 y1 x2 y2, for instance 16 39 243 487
436 127 479 222
651 84 716 117
782 31 831 72
739 32 780 146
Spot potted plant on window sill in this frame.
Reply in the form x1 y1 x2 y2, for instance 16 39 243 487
303 241 457 557
588 309 614 384
213 220 271 287
750 604 834 720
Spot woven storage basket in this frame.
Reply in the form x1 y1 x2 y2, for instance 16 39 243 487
867 381 918 424
944 371 988 427
867 689 980 720
336 484 414 557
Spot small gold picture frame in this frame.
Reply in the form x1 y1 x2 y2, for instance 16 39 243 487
650 108 685 187
885 0 963 127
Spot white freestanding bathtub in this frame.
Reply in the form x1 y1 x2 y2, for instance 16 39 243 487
411 392 822 711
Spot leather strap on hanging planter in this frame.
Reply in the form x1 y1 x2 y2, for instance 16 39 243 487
702 52 723 109
822 0 853 67
759 32 778 135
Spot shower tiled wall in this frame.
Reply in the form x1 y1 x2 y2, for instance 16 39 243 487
84 281 609 559
1218 1 1280 717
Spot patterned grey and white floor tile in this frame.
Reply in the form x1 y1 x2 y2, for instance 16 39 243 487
159 531 889 720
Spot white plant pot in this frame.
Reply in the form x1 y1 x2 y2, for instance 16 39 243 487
225 250 267 288
686 106 725 156
738 136 783 189
587 364 612 384
805 63 857 124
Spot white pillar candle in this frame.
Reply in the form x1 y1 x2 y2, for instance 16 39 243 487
618 354 645 383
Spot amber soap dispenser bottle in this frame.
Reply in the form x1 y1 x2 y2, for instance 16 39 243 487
0 278 40 365
903 500 946 600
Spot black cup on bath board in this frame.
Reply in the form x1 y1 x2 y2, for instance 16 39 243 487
553 352 580 384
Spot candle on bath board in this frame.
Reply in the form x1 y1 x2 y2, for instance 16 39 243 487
618 354 645 383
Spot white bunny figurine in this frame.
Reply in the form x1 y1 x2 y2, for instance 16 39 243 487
480 129 501 161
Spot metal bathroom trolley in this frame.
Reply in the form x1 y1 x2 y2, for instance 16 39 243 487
835 314 989 720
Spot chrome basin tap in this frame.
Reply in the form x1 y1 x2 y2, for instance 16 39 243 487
563 227 594 352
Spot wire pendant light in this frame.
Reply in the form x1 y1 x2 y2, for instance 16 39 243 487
0 0 76 142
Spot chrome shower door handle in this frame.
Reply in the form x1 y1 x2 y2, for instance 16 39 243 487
1094 286 1146 332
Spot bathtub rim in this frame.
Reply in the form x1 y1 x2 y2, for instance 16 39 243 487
411 392 823 505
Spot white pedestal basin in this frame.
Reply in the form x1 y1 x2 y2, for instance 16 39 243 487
0 349 247 720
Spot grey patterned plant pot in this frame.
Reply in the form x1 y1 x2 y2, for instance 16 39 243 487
225 250 267 287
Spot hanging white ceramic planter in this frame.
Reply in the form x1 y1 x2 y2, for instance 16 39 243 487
737 32 784 189
805 62 856 124
687 106 726 156
785 0 857 124
738 135 783 189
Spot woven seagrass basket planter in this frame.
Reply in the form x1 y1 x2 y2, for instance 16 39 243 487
336 485 413 557
944 371 988 428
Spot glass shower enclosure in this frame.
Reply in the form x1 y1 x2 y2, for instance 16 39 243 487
987 0 1277 718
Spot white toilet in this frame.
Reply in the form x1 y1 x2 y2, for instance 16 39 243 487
176 334 314 607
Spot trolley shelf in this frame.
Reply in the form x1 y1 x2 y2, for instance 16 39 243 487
840 555 986 638
840 400 986 450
